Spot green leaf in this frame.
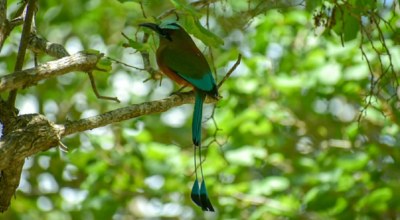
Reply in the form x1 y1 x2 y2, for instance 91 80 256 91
234 78 258 94
304 185 339 211
356 0 376 10
117 0 139 3
306 0 322 12
336 152 369 171
250 176 290 196
225 146 267 166
315 63 342 85
83 49 101 55
271 74 307 93
96 58 112 72
182 16 224 47
169 0 199 16
343 64 368 80
356 188 393 212
333 6 360 42
343 11 359 41
125 38 148 51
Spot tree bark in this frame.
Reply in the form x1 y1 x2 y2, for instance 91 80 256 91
0 51 102 93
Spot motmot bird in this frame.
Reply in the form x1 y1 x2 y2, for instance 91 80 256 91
140 21 218 212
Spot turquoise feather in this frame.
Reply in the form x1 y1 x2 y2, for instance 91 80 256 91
159 48 217 92
191 178 202 207
193 92 205 146
199 180 214 211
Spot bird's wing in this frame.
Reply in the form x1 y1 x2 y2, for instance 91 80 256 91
159 47 216 92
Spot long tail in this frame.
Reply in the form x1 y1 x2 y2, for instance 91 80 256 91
192 91 205 146
190 91 214 212
191 147 215 211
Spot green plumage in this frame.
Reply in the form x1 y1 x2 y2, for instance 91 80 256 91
193 92 205 146
157 44 216 92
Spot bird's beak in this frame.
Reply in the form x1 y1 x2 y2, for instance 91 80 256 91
139 23 160 33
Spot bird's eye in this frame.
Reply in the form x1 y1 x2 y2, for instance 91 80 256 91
161 30 173 41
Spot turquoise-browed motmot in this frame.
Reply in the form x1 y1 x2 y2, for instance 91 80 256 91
140 21 218 212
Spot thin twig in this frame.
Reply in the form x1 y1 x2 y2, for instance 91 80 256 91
122 31 163 82
358 32 374 123
357 9 397 123
209 49 218 82
336 3 345 47
7 0 37 106
87 72 120 103
0 1 24 51
217 54 242 88
105 56 145 71
139 1 147 18
208 106 225 147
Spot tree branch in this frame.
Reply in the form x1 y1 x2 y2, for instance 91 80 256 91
0 51 103 93
0 114 61 212
218 54 242 88
0 160 24 213
0 114 62 171
87 71 120 103
8 0 37 106
63 91 206 136
0 91 218 212
0 0 8 51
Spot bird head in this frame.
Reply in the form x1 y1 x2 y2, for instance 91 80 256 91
139 22 181 42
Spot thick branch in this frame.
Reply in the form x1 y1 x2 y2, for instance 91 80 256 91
0 114 61 212
0 114 62 171
0 0 5 26
0 0 8 50
0 160 24 212
0 51 103 93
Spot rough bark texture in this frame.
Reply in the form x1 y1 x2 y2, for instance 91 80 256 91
0 51 102 93
0 114 63 171
0 0 9 51
0 114 62 212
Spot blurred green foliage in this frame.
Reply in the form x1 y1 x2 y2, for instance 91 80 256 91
1 0 400 219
